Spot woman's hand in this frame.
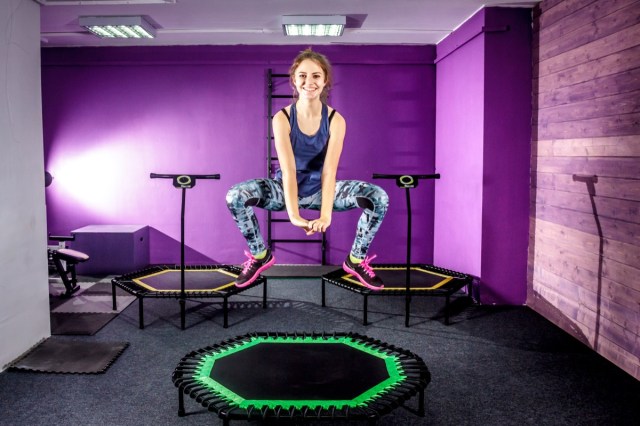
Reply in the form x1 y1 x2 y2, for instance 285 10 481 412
290 216 316 235
308 216 331 233
290 215 331 235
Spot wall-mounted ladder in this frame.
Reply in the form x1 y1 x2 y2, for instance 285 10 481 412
267 69 327 264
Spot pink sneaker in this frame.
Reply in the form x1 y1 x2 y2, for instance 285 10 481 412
235 250 275 288
343 254 384 290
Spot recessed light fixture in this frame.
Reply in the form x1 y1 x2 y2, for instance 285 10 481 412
79 16 156 39
282 15 346 37
37 0 173 4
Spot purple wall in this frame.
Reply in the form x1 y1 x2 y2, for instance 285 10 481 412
434 8 532 304
42 45 436 266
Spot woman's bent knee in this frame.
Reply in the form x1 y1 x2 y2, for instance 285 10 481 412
226 182 250 209
372 185 389 211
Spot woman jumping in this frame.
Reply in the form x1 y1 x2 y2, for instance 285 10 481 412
226 48 389 290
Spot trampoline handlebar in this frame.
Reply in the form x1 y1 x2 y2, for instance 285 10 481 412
372 173 440 180
150 173 220 180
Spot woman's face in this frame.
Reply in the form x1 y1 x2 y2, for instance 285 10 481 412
293 59 326 101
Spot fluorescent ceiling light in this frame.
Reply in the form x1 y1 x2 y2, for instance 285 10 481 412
37 0 173 4
282 15 346 37
79 16 156 39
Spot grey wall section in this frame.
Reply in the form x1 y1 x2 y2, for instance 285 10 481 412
0 0 50 371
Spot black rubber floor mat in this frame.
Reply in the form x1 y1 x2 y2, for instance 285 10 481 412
9 338 128 374
262 265 339 278
51 312 118 335
83 281 129 296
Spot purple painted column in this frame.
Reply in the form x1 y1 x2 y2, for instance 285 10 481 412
434 9 487 282
481 8 532 305
434 8 532 304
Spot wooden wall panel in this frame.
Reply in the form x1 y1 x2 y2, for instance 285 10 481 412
535 187 640 223
533 219 640 268
536 0 640 61
530 0 640 380
535 67 640 108
531 279 640 373
538 242 640 293
536 113 640 139
532 268 640 341
535 45 640 92
536 0 598 29
535 0 637 48
535 173 640 203
536 136 640 158
535 202 640 247
536 23 640 77
536 90 640 124
534 156 640 178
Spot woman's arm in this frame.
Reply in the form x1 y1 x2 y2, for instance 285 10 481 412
273 109 312 232
309 110 346 233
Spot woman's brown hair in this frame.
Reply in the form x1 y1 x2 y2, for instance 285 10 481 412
289 48 333 103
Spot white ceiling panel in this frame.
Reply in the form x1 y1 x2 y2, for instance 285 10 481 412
37 0 539 47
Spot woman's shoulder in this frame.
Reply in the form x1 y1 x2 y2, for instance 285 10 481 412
327 105 345 123
325 103 342 115
273 106 292 133
273 105 292 120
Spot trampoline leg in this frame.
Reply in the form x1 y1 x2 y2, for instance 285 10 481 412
178 388 185 417
138 297 145 329
223 297 229 328
418 388 425 416
445 295 450 325
262 278 267 309
180 298 186 330
321 279 326 307
111 281 117 311
363 295 368 325
405 295 411 328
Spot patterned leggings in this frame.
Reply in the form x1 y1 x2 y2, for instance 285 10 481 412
226 179 389 259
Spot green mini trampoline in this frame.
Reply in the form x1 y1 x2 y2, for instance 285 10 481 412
111 264 266 329
172 332 430 425
322 264 472 326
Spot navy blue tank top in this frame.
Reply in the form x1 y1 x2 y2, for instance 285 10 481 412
275 103 336 197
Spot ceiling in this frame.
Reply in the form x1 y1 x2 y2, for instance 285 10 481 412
37 0 539 48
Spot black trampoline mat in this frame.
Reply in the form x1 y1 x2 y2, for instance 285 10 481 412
133 269 236 292
343 267 453 290
210 342 389 400
10 338 128 374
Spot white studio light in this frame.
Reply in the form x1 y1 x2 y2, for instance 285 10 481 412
282 16 346 37
79 16 157 39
